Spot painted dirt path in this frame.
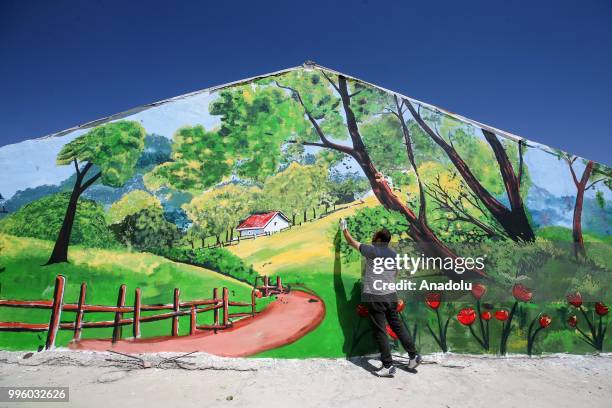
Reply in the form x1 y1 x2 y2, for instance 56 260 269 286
70 290 325 357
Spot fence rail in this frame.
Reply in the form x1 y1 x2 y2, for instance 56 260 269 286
0 274 283 349
254 275 285 297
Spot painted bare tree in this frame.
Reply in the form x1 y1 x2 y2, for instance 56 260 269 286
558 154 611 257
403 99 535 242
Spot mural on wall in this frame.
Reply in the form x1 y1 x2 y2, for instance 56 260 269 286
0 63 610 357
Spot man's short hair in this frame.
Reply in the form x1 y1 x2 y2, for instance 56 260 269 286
373 228 391 244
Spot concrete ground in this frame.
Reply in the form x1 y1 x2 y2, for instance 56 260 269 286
0 350 610 408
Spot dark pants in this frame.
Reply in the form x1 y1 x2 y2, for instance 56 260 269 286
368 301 417 367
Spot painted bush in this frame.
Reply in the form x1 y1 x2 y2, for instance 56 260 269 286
0 64 610 357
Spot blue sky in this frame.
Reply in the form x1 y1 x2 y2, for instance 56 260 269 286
0 0 611 165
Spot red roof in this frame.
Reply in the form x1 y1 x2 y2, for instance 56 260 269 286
236 211 288 230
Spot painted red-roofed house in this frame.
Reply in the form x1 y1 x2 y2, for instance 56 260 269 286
236 211 290 238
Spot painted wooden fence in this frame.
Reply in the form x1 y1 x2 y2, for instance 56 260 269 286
0 274 283 349
254 275 285 297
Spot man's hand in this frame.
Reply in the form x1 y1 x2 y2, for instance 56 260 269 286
339 218 360 250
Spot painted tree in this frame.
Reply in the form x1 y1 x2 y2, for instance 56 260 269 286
145 125 229 192
265 69 487 278
106 190 178 250
258 162 329 224
46 121 145 264
354 91 505 242
146 87 313 194
107 190 162 225
1 193 117 249
117 208 179 250
420 165 509 242
402 98 535 243
183 224 203 249
183 184 258 245
557 153 611 256
327 171 370 205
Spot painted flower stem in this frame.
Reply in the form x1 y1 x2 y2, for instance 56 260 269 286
500 301 518 355
527 327 543 356
468 324 487 349
579 307 597 340
475 300 489 350
574 325 597 349
527 315 551 356
427 308 450 353
598 315 605 350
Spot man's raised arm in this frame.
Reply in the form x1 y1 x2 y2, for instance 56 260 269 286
340 218 361 250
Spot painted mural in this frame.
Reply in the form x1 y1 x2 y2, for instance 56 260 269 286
0 63 610 357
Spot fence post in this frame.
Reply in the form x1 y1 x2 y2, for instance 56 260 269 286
72 282 86 342
45 275 66 350
263 276 269 297
112 284 126 343
133 288 141 338
222 287 229 327
213 288 219 327
172 288 180 336
189 305 197 335
276 276 283 292
251 289 256 317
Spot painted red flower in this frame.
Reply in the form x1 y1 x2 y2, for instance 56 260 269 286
386 324 398 340
425 292 441 310
457 307 477 326
396 299 406 313
539 315 552 328
567 315 578 327
495 309 509 321
356 304 369 318
471 283 487 300
566 292 582 308
512 283 533 302
595 302 609 316
254 290 263 299
481 311 492 321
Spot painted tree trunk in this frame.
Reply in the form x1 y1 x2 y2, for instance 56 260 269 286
46 161 100 265
45 187 81 265
404 98 534 242
287 74 486 278
573 161 594 257
481 130 535 242
335 76 486 279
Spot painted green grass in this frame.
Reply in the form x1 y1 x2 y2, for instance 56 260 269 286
235 215 612 358
0 234 259 351
537 226 612 244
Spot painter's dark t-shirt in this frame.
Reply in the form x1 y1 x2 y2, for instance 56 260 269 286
359 243 398 299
